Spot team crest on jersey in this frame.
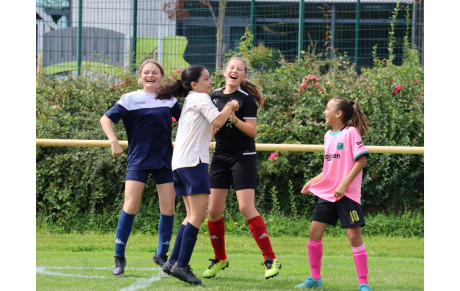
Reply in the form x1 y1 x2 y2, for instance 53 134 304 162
336 142 344 150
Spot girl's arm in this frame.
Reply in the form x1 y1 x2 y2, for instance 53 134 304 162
334 155 367 197
211 100 239 129
301 172 323 194
100 115 123 157
229 113 257 138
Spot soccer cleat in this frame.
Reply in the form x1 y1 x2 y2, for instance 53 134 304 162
152 253 168 267
202 258 229 278
112 256 126 277
263 257 282 279
358 283 372 291
161 260 174 276
170 262 202 285
294 276 323 289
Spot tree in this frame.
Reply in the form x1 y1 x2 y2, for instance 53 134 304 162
163 0 227 69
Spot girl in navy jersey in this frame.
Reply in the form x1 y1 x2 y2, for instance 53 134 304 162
100 60 181 277
202 57 281 280
155 65 239 285
294 97 371 291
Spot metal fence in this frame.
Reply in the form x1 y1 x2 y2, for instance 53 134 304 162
36 0 424 76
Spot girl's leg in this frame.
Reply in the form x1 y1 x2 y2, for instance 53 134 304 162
112 180 144 276
177 194 208 267
168 196 190 265
154 182 175 258
308 221 328 280
207 188 229 261
115 180 144 257
347 226 369 286
237 189 275 260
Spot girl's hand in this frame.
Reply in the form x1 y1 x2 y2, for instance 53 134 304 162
213 127 219 136
229 100 239 111
301 180 312 194
111 141 123 157
334 183 346 197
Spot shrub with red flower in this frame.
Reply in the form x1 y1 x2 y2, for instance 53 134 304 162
297 74 323 93
268 152 278 161
394 84 403 93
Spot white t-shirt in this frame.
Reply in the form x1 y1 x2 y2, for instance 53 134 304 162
172 91 221 170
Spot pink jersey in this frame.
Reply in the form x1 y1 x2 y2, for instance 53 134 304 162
308 126 368 204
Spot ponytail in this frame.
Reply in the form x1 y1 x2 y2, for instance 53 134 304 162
155 65 206 100
332 97 370 136
241 80 265 109
350 101 370 136
155 80 186 100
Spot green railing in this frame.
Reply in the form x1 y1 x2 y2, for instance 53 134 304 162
36 0 424 75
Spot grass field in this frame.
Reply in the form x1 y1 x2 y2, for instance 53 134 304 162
36 232 423 290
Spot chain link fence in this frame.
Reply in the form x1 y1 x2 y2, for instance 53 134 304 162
36 0 424 76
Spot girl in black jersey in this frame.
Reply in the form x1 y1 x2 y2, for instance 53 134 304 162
203 57 281 280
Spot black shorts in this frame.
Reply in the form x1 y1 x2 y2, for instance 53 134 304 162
209 153 257 190
312 196 366 228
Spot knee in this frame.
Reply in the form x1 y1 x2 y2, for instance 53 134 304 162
208 207 223 221
191 212 207 226
347 229 363 246
161 206 175 216
238 204 255 218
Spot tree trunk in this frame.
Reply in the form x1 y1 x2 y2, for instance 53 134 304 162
215 0 227 69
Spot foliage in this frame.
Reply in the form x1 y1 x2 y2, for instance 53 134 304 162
226 26 279 71
36 24 423 232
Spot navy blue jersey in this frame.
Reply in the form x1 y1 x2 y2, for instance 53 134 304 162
104 90 182 171
211 87 258 155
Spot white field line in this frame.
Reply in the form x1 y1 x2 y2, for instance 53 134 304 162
119 273 164 291
36 266 165 290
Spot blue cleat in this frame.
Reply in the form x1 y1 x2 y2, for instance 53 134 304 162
357 283 372 291
294 276 322 288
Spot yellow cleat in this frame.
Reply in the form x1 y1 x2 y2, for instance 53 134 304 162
203 258 229 278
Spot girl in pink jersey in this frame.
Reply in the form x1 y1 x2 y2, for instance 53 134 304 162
295 97 372 291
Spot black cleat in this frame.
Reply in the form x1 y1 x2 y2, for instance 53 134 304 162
112 256 126 277
153 254 168 267
161 260 174 276
170 262 202 285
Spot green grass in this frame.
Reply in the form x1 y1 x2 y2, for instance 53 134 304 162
37 232 423 290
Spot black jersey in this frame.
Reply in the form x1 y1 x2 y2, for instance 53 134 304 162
211 87 258 155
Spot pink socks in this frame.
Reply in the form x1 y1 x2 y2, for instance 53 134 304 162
352 244 369 285
307 239 323 280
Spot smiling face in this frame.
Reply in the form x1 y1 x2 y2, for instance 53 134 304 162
323 99 342 127
223 58 247 90
192 69 212 94
140 62 164 92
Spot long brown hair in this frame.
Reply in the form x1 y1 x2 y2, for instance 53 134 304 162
333 97 370 136
225 57 265 108
155 65 206 100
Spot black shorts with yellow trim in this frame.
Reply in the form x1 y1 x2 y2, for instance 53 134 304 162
312 196 366 228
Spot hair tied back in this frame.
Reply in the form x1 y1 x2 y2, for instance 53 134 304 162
347 100 355 106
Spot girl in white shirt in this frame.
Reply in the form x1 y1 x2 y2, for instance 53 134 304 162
155 65 239 285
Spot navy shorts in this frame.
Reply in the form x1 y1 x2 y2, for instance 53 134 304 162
125 168 173 184
312 196 366 228
209 153 257 190
173 163 211 196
